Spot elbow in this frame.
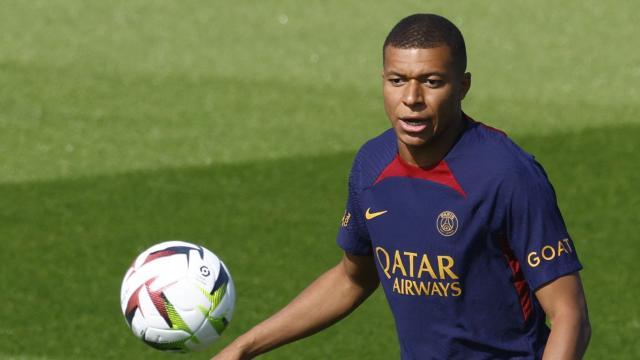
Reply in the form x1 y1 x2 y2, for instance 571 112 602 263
581 315 592 348
576 297 591 349
573 307 591 357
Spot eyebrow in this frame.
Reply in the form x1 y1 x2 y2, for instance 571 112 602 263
384 70 447 78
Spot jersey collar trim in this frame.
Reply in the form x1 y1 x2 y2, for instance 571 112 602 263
373 154 467 197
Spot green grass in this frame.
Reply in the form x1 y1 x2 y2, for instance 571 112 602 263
1 0 639 359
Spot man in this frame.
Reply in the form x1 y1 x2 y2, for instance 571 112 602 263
213 14 590 359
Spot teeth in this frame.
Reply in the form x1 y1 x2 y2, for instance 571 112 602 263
404 121 424 126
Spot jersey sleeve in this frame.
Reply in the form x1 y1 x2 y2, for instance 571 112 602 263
336 156 372 255
504 163 582 291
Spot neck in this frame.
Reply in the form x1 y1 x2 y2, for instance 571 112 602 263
399 111 466 168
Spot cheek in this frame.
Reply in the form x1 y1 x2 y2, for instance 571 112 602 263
426 89 457 114
382 88 398 115
383 87 404 109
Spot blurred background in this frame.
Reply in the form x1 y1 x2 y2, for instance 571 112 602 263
1 1 638 359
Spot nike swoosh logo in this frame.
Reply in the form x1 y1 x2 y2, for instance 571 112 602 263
365 208 388 220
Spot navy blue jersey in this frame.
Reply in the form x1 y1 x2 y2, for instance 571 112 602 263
337 116 582 360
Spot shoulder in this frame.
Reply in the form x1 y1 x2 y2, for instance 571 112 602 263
350 128 397 190
462 119 549 187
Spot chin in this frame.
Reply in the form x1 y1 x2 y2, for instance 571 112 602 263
396 130 433 148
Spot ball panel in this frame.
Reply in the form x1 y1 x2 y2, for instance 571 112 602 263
130 311 148 339
187 250 220 291
165 278 210 310
211 262 230 295
122 257 186 311
123 282 143 324
188 319 220 351
138 282 170 329
144 328 191 352
164 299 192 334
197 263 234 335
211 265 236 323
163 282 210 332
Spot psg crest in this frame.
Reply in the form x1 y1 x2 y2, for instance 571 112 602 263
437 211 458 237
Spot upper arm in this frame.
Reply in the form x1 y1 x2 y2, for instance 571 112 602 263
536 272 591 359
336 156 373 256
341 252 379 294
535 272 588 322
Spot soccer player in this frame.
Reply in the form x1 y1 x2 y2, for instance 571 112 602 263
212 13 591 360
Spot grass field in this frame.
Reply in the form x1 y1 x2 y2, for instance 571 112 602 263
1 1 639 359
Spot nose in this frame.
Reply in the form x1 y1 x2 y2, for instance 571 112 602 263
402 79 424 107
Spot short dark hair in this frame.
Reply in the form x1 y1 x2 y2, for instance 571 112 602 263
383 14 467 73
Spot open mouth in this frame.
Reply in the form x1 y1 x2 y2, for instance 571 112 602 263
399 119 429 133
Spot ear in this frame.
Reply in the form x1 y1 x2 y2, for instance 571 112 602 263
460 72 471 100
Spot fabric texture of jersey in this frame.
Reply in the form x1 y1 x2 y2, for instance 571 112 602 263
336 116 582 360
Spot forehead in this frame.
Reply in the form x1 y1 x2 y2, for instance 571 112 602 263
383 46 455 76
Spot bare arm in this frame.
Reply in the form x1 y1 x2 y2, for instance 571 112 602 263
536 273 591 360
211 253 379 360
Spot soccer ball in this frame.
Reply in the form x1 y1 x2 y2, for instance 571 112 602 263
120 241 235 352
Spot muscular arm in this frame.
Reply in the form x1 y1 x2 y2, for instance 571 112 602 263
211 253 379 360
536 273 591 360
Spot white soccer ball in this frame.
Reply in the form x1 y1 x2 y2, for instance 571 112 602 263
120 241 235 352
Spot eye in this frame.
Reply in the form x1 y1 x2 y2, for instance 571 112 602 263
388 78 405 86
423 79 443 88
